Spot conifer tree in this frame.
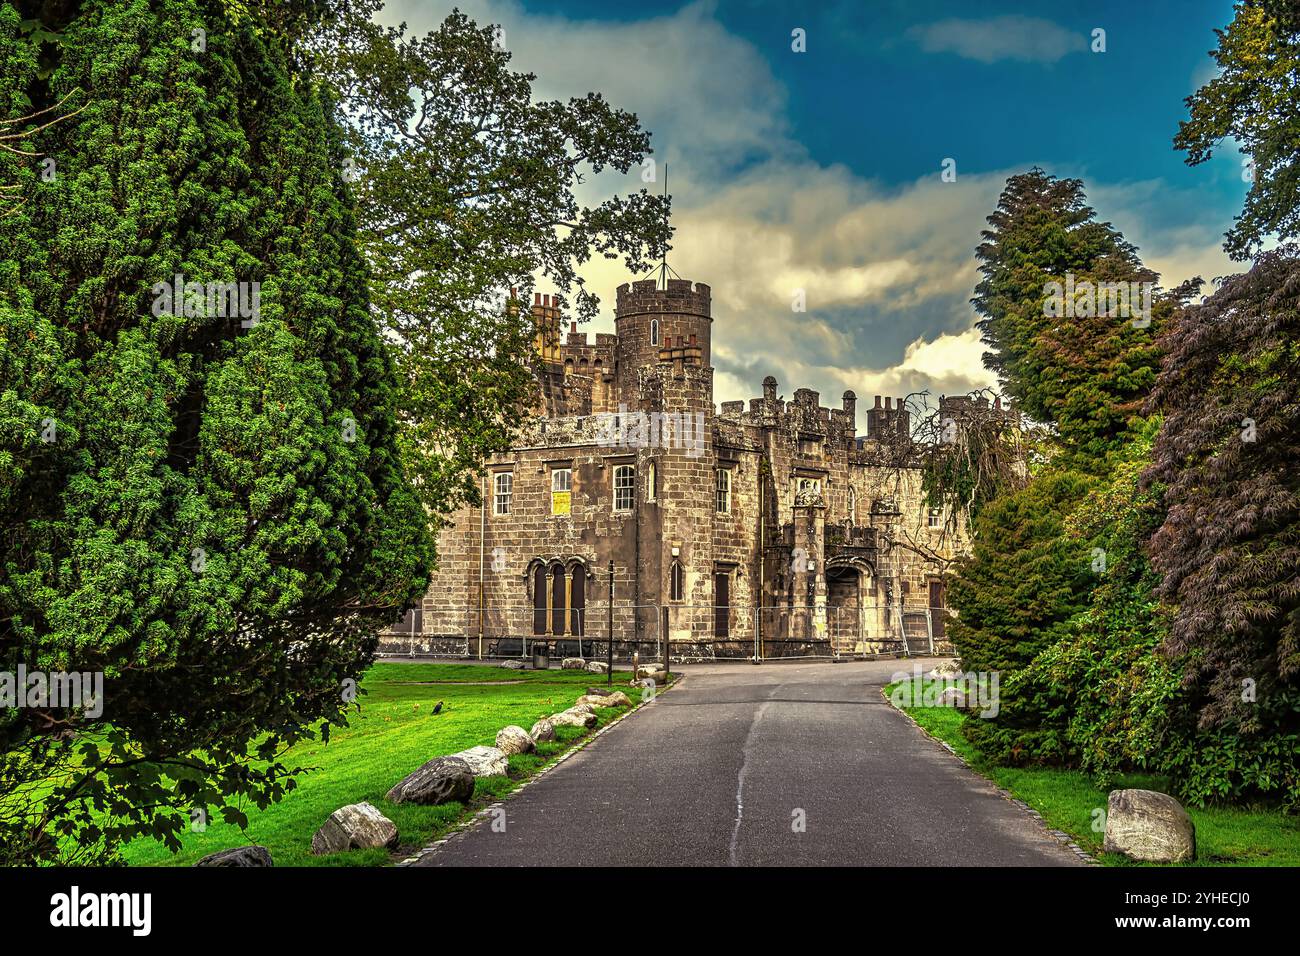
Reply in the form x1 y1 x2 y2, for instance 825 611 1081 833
948 169 1167 762
0 0 432 863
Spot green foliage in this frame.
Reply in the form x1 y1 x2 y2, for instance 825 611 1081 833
949 468 1098 763
972 168 1163 460
953 168 1174 766
314 6 671 520
0 0 432 864
1176 1 1300 260
1015 421 1182 785
1157 690 1300 811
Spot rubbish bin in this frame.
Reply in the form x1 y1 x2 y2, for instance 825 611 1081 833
531 645 550 670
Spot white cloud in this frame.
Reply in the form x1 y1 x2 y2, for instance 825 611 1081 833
906 15 1086 64
375 1 1235 427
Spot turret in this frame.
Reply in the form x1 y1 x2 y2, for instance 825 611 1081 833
614 278 712 405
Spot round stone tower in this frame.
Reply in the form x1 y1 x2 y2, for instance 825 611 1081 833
614 278 712 405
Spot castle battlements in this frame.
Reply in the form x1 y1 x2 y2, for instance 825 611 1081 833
615 278 712 317
384 273 966 664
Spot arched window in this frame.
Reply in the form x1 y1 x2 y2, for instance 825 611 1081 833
570 569 585 636
650 319 659 346
847 486 856 525
532 565 547 635
670 560 684 601
551 565 566 635
646 461 656 501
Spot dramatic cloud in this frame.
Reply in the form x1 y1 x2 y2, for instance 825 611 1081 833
379 0 1235 425
906 15 1087 64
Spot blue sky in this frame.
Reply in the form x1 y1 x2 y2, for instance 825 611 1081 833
385 0 1246 416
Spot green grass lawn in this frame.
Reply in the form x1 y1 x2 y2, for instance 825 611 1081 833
121 663 646 867
884 679 1300 867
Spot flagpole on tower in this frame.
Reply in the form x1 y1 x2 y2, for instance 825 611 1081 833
644 162 679 290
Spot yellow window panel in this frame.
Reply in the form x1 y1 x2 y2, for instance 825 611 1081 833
552 491 571 516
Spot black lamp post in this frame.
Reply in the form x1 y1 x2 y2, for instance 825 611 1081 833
606 560 614 686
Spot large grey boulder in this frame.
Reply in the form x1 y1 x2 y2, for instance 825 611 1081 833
634 663 664 680
310 802 399 855
550 708 598 729
576 691 632 709
386 755 475 806
496 725 535 756
584 660 609 674
499 659 525 670
927 659 963 678
449 745 510 777
561 657 587 670
529 718 557 742
194 845 273 867
1103 789 1196 863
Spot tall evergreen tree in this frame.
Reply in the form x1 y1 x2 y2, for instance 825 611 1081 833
973 169 1160 461
0 0 432 863
948 169 1169 763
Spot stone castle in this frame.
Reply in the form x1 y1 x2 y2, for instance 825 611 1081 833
379 277 971 661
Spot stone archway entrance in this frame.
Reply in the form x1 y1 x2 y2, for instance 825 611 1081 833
826 554 877 654
825 556 891 655
826 566 860 654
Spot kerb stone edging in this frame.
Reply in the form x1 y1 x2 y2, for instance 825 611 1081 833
395 675 683 866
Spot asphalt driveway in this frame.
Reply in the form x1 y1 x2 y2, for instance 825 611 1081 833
413 659 1083 867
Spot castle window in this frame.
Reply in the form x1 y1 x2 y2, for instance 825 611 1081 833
646 461 656 501
650 319 659 347
670 560 684 602
613 465 635 512
715 468 731 514
797 477 821 495
551 565 566 635
570 568 585 636
847 486 856 525
532 565 547 635
532 561 586 636
493 472 513 515
927 507 942 529
551 468 571 516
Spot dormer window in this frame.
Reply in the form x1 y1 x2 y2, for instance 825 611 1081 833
650 319 659 346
